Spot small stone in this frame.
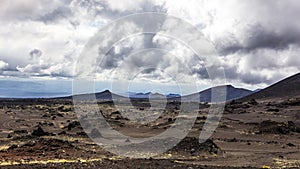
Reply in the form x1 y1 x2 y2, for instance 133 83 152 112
31 126 48 137
287 143 296 147
90 128 102 138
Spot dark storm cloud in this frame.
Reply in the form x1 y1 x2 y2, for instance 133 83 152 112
101 34 159 70
191 65 209 79
141 68 156 74
101 46 133 69
38 6 73 23
240 74 268 84
245 25 300 51
29 49 42 59
217 24 300 55
223 66 270 85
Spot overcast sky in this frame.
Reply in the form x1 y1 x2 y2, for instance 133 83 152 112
0 0 300 96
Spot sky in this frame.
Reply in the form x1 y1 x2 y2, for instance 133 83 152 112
0 0 300 97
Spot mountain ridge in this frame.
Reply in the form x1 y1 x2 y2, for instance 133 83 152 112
60 85 255 102
240 72 300 101
182 85 254 102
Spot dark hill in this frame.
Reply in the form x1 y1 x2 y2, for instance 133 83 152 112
60 90 125 100
241 72 300 101
183 85 254 102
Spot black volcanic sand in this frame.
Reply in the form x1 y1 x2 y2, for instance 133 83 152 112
0 98 300 168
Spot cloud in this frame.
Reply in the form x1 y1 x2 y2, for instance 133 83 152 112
0 0 300 90
0 60 9 69
0 60 9 75
0 0 167 79
0 0 70 22
162 0 300 87
69 0 166 19
29 49 42 59
200 0 300 56
37 6 73 23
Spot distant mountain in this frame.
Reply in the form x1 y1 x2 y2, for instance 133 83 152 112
183 85 255 102
59 85 257 102
241 72 300 101
166 93 181 99
61 90 125 100
129 92 166 99
129 92 150 99
65 90 170 100
253 88 262 92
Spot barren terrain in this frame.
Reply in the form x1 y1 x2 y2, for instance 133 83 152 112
0 97 299 168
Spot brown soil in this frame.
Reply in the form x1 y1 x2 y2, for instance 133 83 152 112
0 98 299 168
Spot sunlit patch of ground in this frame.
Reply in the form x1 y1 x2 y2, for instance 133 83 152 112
0 157 104 166
42 135 94 144
273 158 300 168
0 145 10 151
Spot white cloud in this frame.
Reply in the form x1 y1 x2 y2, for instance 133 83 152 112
0 0 68 22
0 60 8 69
